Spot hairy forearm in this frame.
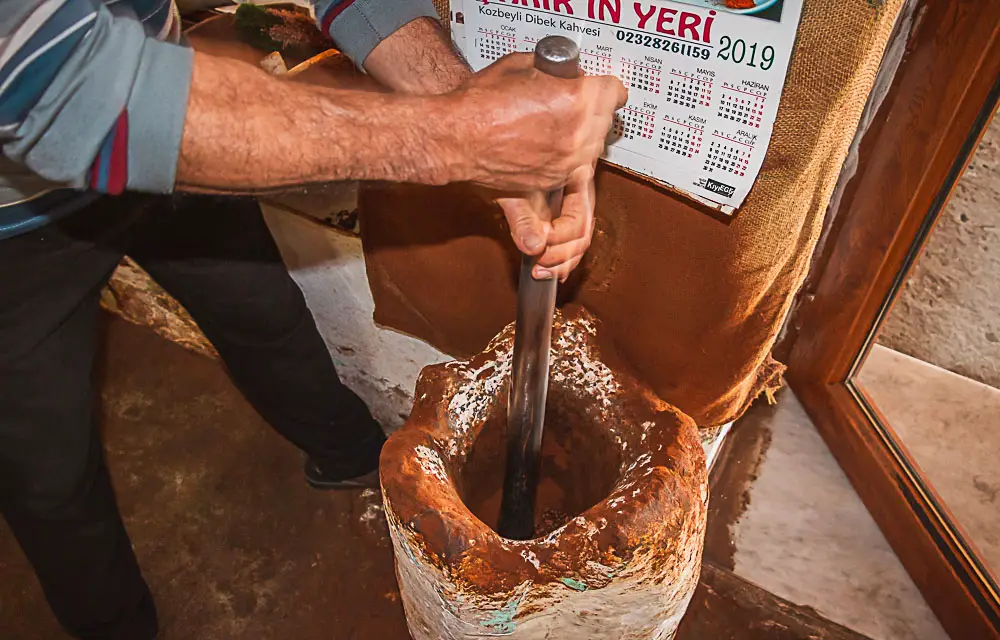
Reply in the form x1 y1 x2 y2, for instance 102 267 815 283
363 17 472 95
176 51 461 193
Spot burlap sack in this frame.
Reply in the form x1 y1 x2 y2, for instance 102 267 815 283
360 0 905 427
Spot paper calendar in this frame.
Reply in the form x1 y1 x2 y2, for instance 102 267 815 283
449 0 803 214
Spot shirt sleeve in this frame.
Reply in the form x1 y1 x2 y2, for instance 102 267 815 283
0 0 193 195
313 0 441 68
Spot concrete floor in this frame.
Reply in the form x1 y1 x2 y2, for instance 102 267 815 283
708 391 949 640
263 193 451 434
714 116 1000 628
859 344 1000 578
0 317 410 640
878 109 1000 388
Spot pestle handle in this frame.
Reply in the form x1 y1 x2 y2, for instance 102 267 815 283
498 36 581 541
534 35 582 79
532 36 581 224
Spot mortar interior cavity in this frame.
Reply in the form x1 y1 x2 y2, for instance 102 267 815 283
458 386 622 538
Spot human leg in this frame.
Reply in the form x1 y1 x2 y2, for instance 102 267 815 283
0 195 157 639
130 195 384 482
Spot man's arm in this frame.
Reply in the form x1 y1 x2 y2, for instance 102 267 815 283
362 17 472 95
177 50 623 195
312 0 468 95
0 1 464 196
176 52 459 193
178 13 473 192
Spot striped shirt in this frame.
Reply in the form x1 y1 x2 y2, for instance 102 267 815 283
0 0 437 239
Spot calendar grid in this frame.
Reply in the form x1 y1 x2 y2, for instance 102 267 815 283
666 69 714 110
580 48 614 76
457 0 807 211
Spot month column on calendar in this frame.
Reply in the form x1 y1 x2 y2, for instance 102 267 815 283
659 116 705 159
700 80 771 178
717 81 769 130
579 45 615 76
475 26 518 64
703 129 756 179
612 103 657 144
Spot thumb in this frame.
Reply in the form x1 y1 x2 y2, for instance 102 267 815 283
497 195 550 256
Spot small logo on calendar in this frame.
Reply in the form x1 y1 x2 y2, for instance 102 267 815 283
702 178 736 198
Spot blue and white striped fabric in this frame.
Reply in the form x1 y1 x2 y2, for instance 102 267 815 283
314 0 438 66
0 0 190 238
0 0 437 240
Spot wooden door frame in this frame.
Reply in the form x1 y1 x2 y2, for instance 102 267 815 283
785 1 1000 638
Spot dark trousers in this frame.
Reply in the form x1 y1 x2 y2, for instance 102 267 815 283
0 194 385 639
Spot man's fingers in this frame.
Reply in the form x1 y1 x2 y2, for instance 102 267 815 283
547 216 589 246
493 52 535 73
556 256 584 282
587 75 628 112
547 177 595 245
497 196 550 255
536 237 591 269
606 75 629 110
533 255 582 282
525 166 596 278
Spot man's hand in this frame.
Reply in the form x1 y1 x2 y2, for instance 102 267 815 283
455 54 622 280
365 19 599 281
365 27 627 194
494 165 595 282
534 167 596 281
452 54 627 193
366 37 621 281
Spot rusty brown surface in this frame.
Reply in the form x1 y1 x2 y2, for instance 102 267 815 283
379 305 708 638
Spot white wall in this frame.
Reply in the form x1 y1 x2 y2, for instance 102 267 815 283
263 204 449 432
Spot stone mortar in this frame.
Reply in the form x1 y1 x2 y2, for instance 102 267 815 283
380 305 708 639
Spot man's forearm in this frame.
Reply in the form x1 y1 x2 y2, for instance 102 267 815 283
177 43 625 196
363 17 472 95
176 51 462 194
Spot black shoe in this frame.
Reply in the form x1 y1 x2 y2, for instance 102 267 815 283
304 457 380 490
